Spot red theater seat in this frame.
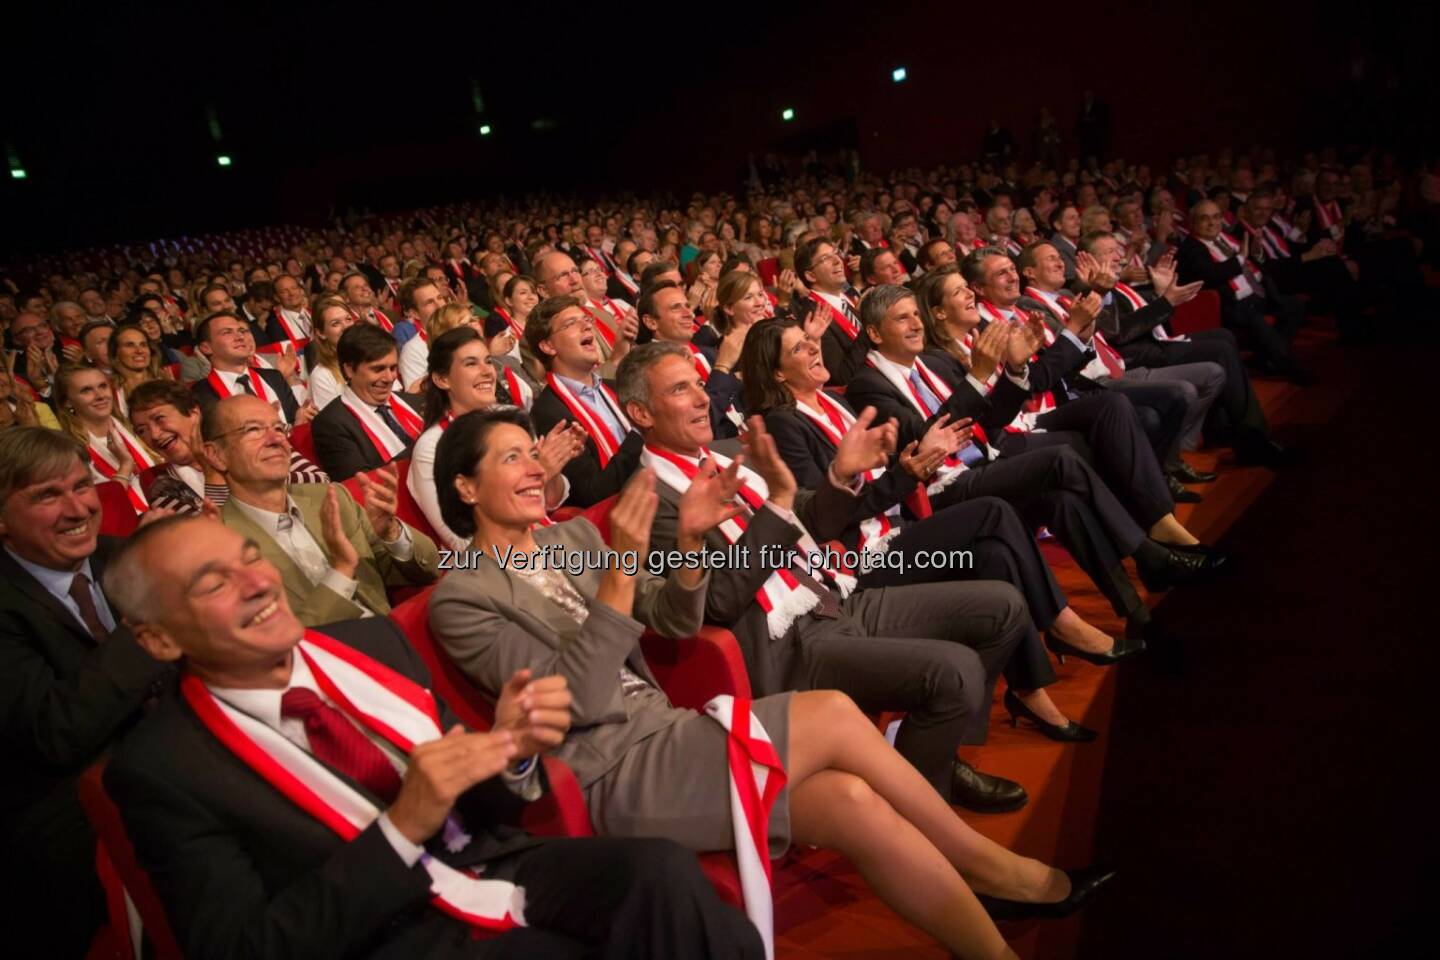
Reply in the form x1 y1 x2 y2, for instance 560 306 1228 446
1171 289 1221 335
288 422 318 464
95 481 140 537
78 761 183 960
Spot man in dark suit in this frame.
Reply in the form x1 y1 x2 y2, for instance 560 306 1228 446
311 324 424 481
636 281 744 439
526 296 644 507
615 342 1031 813
101 515 762 960
0 428 171 956
1177 200 1310 383
842 283 1223 626
189 310 308 424
793 238 868 386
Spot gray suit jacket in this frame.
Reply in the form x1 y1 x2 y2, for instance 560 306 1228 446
648 475 863 697
221 483 440 626
428 518 708 788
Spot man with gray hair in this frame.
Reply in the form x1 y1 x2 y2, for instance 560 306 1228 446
0 427 171 954
612 340 1033 814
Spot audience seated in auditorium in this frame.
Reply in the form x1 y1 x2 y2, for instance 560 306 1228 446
0 428 171 957
102 514 764 960
206 394 439 623
311 324 424 481
428 407 1113 959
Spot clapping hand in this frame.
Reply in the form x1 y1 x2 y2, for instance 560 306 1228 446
1148 251 1178 296
355 463 402 542
968 320 1008 381
1063 294 1101 340
386 725 518 844
536 420 587 481
493 669 572 760
320 485 360 579
677 456 744 543
832 406 897 483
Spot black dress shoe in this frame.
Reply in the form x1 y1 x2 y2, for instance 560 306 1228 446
1003 689 1098 742
1167 475 1202 503
975 865 1118 922
1045 630 1145 667
949 759 1028 813
1169 461 1218 484
1136 542 1225 592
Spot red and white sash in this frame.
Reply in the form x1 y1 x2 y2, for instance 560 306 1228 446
207 367 284 409
582 302 618 350
341 388 423 461
975 302 1056 430
271 307 311 343
1024 287 1121 380
1314 200 1344 247
794 395 902 554
494 307 526 343
704 695 785 960
861 352 970 493
809 291 860 341
88 418 158 511
180 631 527 931
1109 281 1187 344
355 308 394 334
545 373 630 466
1202 235 1258 300
641 444 855 638
488 364 529 412
1239 220 1290 261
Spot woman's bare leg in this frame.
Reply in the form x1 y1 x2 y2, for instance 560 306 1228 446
784 691 1070 902
790 770 1018 960
1148 513 1200 546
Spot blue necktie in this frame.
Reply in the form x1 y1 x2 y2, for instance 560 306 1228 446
908 368 942 417
375 404 410 444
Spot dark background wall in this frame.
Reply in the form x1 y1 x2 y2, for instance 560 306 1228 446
2 0 1432 258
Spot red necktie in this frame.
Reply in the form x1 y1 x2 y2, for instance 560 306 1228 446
1095 336 1125 380
281 688 403 802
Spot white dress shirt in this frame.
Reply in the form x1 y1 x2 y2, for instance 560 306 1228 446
210 650 538 865
5 548 117 634
229 494 415 616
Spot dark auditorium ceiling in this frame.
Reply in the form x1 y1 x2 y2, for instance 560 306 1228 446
1 0 1430 258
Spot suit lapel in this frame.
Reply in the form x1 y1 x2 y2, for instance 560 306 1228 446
0 547 98 645
294 486 385 615
221 501 318 615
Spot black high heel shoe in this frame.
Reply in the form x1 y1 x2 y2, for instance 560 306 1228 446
975 865 1117 922
1003 689 1098 742
1045 630 1145 667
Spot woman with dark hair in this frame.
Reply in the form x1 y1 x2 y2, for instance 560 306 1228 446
740 316 1125 740
108 322 173 420
406 326 583 548
427 407 1112 960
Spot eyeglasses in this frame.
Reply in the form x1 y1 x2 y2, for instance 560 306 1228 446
552 315 594 337
813 252 844 267
212 420 292 443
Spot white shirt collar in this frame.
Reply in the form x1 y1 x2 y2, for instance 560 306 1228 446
5 546 96 600
230 494 303 533
209 649 318 732
868 349 917 378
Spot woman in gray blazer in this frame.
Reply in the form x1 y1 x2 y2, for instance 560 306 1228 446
427 408 1111 960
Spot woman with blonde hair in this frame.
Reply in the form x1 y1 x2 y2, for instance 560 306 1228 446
54 363 159 511
399 300 478 392
307 294 358 410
